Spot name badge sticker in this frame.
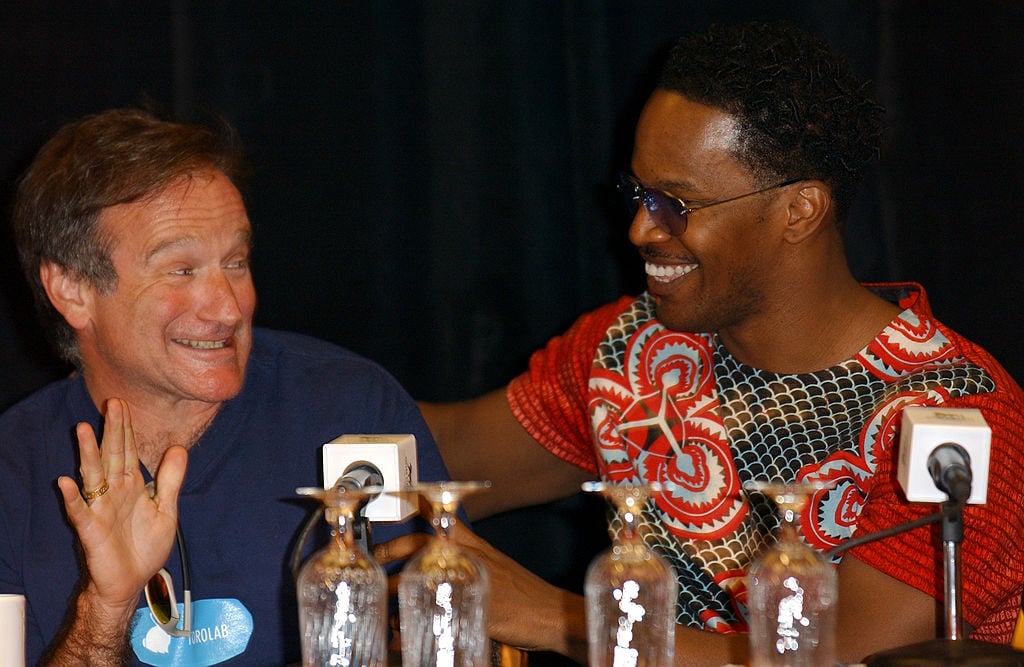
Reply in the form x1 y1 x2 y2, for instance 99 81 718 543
131 598 253 666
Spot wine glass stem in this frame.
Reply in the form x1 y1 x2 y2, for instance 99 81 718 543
333 510 355 549
435 507 456 541
619 504 644 542
779 509 799 541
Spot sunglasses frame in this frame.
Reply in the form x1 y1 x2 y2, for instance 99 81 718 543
144 523 192 638
617 172 804 237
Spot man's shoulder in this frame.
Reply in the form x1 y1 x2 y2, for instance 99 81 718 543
863 281 928 310
0 375 86 470
247 327 398 387
570 294 648 339
0 374 81 427
866 281 1024 399
252 327 373 363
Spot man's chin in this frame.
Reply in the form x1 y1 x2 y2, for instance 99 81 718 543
653 301 700 333
184 370 246 404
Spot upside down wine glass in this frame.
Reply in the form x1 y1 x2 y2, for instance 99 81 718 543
745 480 837 667
295 485 388 667
399 481 491 667
583 481 677 667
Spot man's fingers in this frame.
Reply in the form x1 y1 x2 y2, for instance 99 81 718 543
152 445 188 515
58 475 85 509
57 475 92 527
75 422 106 501
100 398 127 476
374 532 430 565
116 398 140 473
445 519 487 548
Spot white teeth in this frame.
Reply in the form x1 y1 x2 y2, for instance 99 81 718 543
645 262 697 283
176 339 228 350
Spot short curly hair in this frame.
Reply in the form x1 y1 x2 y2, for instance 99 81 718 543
657 22 884 223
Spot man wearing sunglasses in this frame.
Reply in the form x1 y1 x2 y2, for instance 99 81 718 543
382 21 1024 665
0 109 453 665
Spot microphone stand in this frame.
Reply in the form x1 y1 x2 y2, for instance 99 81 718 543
351 507 374 555
865 497 1024 666
942 500 964 642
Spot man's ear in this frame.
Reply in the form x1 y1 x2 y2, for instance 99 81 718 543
39 261 93 330
782 181 832 244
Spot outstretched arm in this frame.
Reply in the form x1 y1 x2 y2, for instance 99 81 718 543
418 387 592 520
42 399 187 666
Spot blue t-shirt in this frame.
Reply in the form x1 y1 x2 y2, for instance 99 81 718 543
0 328 450 665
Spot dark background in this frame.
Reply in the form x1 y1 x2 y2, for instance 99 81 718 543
2 2 1022 661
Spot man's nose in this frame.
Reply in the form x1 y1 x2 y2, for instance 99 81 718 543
628 206 671 247
198 270 247 323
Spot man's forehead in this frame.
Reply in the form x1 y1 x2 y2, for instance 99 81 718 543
633 91 745 190
143 227 252 262
98 173 251 252
638 91 740 149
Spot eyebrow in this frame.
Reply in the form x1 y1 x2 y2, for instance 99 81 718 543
629 170 701 195
145 230 253 264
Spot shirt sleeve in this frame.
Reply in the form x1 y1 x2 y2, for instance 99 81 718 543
506 296 636 475
850 334 1024 643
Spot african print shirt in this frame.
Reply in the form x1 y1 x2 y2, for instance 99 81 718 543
508 283 1024 639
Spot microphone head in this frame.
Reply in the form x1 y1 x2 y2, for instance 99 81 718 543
926 442 973 504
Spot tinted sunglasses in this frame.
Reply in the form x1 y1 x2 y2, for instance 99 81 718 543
616 172 804 237
144 522 192 638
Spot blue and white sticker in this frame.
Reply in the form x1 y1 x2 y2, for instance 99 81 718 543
130 598 253 666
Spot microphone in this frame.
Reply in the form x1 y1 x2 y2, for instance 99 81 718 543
926 442 973 506
334 461 385 494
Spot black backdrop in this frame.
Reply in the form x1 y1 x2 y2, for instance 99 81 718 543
4 0 1023 410
2 3 1023 657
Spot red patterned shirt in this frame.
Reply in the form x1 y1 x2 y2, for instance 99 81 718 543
508 283 1024 641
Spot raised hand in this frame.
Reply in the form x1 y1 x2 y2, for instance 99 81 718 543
47 398 188 664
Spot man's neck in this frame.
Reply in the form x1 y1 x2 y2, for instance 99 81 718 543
82 378 222 473
131 404 219 473
718 277 901 375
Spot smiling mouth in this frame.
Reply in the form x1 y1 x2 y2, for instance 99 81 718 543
646 262 697 283
174 338 230 350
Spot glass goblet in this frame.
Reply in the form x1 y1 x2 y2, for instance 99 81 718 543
295 485 388 667
745 480 837 667
398 481 491 667
582 481 677 667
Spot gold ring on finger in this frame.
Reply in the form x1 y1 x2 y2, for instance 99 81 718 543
83 479 109 502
